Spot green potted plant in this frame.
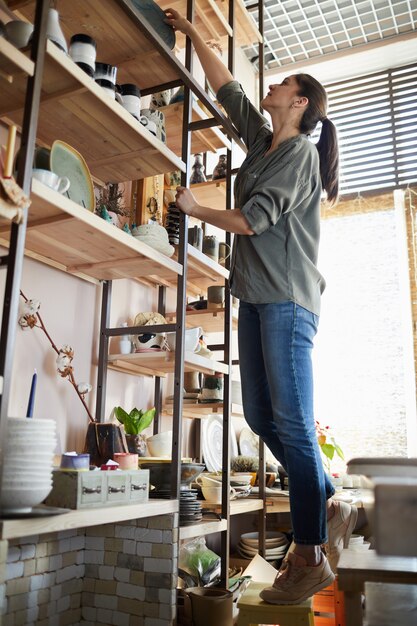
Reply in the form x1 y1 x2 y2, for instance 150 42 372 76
114 406 155 456
316 420 345 474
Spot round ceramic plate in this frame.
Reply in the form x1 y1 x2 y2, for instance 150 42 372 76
50 140 95 210
239 427 259 457
131 0 176 49
202 415 238 472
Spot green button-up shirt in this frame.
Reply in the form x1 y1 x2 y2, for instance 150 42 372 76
217 80 325 315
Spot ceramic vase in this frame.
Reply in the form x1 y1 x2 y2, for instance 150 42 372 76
84 423 128 467
213 154 227 180
125 433 148 456
151 89 171 108
46 8 68 53
190 153 207 184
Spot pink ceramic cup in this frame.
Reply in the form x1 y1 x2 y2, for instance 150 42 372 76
113 453 138 470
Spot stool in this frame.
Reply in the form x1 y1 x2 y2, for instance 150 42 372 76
237 582 314 626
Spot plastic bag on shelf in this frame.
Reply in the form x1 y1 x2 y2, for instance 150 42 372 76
179 537 221 586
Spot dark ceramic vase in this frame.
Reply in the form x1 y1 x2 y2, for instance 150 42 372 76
84 423 128 467
125 433 148 456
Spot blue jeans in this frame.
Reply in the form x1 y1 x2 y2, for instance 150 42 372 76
238 301 334 545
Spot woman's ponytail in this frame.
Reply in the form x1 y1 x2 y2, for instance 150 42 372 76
295 73 340 206
316 117 339 205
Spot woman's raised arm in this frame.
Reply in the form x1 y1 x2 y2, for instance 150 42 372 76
164 8 234 94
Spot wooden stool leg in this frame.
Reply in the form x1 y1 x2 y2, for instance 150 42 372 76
344 591 363 626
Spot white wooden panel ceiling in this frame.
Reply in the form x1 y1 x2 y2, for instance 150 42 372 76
243 0 417 70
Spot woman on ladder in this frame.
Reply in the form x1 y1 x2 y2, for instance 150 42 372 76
166 7 357 605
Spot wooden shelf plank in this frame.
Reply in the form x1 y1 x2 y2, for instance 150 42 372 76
213 0 263 47
200 498 264 515
9 0 183 92
179 518 227 540
190 179 227 210
160 101 231 156
184 243 229 296
0 37 34 78
0 179 182 284
163 402 244 419
158 0 232 48
0 499 179 540
166 308 238 332
108 350 229 377
0 41 185 183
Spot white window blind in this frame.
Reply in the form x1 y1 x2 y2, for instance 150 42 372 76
325 63 417 196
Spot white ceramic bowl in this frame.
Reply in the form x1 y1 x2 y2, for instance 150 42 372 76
240 531 289 547
0 484 53 512
7 417 56 429
4 20 34 48
348 534 365 545
146 430 172 457
165 327 201 352
348 541 371 551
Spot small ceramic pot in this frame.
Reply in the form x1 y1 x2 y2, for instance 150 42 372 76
202 235 219 263
46 8 67 53
207 286 225 309
201 373 223 401
151 89 171 108
113 452 138 470
69 34 96 74
125 434 147 457
188 225 203 251
4 20 34 48
60 453 90 471
95 62 118 85
118 83 141 118
140 108 166 143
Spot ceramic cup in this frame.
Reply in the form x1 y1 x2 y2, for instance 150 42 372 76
95 62 117 85
207 286 225 309
32 169 70 194
4 20 34 48
202 235 219 263
188 226 203 251
218 242 231 266
201 483 236 504
140 108 166 143
69 34 96 76
113 452 138 470
60 453 90 471
201 373 223 401
117 84 141 119
96 78 123 102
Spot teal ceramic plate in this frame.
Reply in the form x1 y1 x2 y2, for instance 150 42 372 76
50 140 95 210
131 0 176 49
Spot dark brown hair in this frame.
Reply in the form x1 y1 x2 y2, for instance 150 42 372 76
295 73 339 205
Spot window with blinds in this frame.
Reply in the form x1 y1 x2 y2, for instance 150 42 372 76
323 63 417 196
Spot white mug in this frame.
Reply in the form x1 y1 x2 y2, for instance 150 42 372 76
32 169 70 195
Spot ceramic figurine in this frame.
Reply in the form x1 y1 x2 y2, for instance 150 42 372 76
190 153 207 184
213 154 227 180
151 89 171 108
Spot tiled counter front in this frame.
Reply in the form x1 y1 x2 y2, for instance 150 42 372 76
0 513 178 626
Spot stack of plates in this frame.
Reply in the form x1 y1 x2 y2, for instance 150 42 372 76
179 489 202 526
237 531 289 561
132 222 174 257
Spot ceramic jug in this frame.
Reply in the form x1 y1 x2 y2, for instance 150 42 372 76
46 8 68 53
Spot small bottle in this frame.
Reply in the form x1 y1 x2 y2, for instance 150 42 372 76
119 322 132 355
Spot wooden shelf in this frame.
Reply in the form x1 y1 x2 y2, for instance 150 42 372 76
108 350 229 378
9 0 184 92
166 308 238 332
185 244 229 296
160 101 231 156
0 499 178 540
200 498 264 515
0 40 185 184
179 518 227 540
190 179 227 210
163 402 244 419
0 179 182 284
158 0 232 48
0 37 34 78
213 0 263 47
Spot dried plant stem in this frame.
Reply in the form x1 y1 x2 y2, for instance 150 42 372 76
20 290 96 423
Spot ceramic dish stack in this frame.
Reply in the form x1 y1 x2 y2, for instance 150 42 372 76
237 531 290 562
2 417 57 514
347 534 372 551
132 223 174 257
165 202 180 245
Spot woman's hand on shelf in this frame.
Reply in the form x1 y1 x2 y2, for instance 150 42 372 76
164 8 194 36
175 186 198 216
